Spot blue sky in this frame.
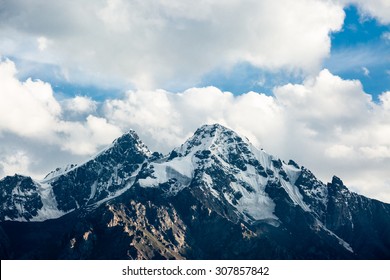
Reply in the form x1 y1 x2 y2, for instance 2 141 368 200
325 5 390 101
1 0 390 203
198 62 304 96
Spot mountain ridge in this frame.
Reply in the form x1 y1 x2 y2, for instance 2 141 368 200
0 124 389 259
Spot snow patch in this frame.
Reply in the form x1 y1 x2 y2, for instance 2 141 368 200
280 179 311 212
230 181 278 221
283 163 301 185
139 155 194 188
315 219 354 253
32 182 68 221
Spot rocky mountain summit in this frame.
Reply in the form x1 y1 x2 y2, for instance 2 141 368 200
1 124 389 259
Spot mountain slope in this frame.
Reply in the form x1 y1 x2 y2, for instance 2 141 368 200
0 124 389 259
0 130 151 221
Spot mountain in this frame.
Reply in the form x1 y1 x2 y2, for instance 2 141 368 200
0 130 150 222
0 124 389 259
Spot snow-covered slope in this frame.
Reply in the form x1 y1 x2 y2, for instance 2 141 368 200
139 124 301 222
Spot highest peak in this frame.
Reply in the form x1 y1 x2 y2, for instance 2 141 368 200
175 123 250 157
197 123 229 132
195 123 233 135
192 123 244 143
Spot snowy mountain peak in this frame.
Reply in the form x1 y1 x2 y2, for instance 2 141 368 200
140 124 300 223
175 123 250 157
110 129 152 157
191 123 244 145
195 123 229 134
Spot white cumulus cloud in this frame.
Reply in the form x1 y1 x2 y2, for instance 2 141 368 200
0 0 345 89
274 69 373 129
63 95 98 114
59 115 122 155
0 58 61 140
103 87 284 154
0 58 123 157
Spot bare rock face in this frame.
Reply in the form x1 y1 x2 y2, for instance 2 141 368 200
1 124 389 259
0 175 43 221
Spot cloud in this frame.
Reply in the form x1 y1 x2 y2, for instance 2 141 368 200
103 87 284 153
362 66 370 76
383 32 390 42
379 91 390 110
103 69 378 161
274 69 373 129
0 0 345 89
0 58 61 140
37 36 50 51
0 151 31 177
0 134 91 179
97 0 131 32
0 58 122 157
360 146 390 159
345 0 390 24
62 96 98 114
274 70 390 202
59 115 122 155
325 144 355 158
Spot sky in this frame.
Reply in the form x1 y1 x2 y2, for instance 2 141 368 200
0 0 390 203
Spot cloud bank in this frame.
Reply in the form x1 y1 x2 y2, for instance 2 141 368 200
0 0 345 89
1 58 389 202
0 59 122 156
